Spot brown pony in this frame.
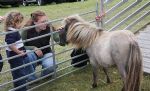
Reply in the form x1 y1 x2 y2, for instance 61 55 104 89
59 15 143 91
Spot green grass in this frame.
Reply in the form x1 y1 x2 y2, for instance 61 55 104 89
0 0 150 91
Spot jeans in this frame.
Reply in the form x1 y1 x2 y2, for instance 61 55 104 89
9 56 27 91
24 52 37 81
26 50 57 81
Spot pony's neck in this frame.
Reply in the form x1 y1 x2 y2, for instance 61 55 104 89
67 22 103 49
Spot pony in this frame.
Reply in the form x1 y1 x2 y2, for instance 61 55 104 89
59 15 143 91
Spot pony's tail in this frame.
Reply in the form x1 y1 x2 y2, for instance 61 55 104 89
125 40 143 91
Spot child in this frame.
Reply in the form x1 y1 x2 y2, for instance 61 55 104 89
0 16 4 72
4 11 35 91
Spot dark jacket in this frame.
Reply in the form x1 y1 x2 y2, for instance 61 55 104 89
25 26 52 54
20 24 60 54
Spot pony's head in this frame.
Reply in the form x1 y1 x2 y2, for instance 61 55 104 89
59 14 103 48
59 14 85 46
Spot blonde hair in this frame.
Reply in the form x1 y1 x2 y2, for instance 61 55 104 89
4 11 24 31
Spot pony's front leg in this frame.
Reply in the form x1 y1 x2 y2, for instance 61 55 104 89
92 64 98 88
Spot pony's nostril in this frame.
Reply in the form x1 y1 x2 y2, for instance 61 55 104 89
59 42 66 46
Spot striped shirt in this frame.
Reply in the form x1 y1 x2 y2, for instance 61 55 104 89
5 27 26 57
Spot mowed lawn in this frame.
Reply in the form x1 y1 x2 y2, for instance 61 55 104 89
0 0 150 91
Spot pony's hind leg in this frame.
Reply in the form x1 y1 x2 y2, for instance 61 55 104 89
116 64 127 91
92 65 98 88
103 67 111 83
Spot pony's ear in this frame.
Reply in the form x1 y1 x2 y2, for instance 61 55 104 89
62 14 84 27
31 13 34 19
62 17 70 26
65 17 70 23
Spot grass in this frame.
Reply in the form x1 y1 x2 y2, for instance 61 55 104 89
0 0 150 91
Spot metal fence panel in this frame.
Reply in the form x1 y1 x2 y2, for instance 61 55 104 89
0 0 149 91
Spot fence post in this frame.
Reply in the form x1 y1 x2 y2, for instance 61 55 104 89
96 0 100 27
50 27 57 79
100 0 105 28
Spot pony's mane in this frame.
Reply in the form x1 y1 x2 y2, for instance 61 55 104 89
65 15 103 49
62 14 85 27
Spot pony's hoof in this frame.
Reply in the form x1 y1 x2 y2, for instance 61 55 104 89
107 80 112 84
92 84 97 88
121 88 125 91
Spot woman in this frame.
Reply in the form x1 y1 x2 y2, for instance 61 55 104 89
22 10 60 79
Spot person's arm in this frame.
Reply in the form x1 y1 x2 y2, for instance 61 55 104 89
50 25 60 43
50 25 66 45
53 31 60 43
9 44 25 55
24 46 35 50
33 47 43 57
0 54 3 72
20 26 35 50
20 30 36 50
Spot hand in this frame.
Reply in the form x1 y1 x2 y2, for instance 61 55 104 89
0 62 3 72
57 26 64 31
18 51 26 56
34 47 43 57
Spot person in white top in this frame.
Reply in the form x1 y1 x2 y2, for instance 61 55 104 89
0 16 5 23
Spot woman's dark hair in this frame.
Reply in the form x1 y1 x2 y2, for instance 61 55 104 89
25 10 46 26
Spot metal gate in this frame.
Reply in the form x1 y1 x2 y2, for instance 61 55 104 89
0 0 149 91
